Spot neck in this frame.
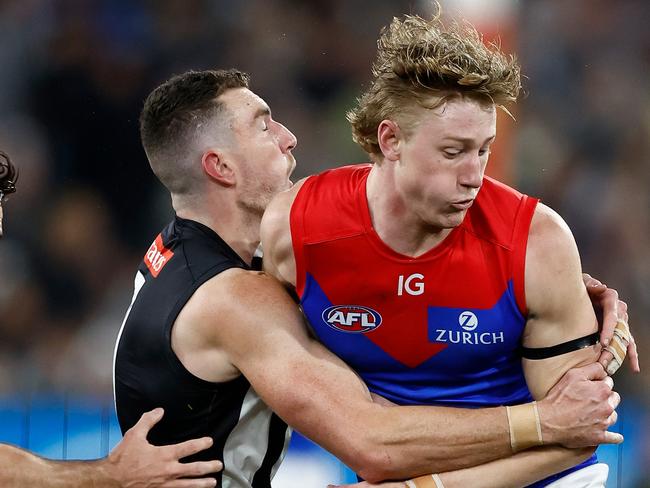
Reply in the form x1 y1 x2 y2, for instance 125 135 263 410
173 192 260 265
366 163 451 258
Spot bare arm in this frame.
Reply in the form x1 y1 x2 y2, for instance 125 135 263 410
522 204 620 420
0 409 221 488
331 445 594 488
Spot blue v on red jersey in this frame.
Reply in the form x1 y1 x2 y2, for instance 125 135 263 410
289 164 595 486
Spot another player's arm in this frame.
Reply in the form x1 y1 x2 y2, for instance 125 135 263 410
331 444 594 488
0 409 221 488
181 269 519 481
522 203 619 402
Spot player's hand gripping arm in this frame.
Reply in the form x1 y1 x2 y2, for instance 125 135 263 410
0 408 222 488
582 273 639 374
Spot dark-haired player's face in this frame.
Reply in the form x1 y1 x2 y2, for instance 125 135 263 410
220 88 297 215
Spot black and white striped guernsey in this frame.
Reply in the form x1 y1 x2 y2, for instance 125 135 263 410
113 216 290 487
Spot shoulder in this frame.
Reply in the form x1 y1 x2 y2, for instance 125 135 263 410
192 268 293 316
528 203 577 263
181 267 300 340
525 203 584 316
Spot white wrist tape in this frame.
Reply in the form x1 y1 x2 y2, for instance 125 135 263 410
406 473 445 488
506 401 543 452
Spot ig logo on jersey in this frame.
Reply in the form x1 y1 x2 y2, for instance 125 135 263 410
322 305 382 333
458 311 478 331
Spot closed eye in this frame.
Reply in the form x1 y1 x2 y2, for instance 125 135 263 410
443 149 462 158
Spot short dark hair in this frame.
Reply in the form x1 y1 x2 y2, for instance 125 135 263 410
140 69 250 194
0 151 17 197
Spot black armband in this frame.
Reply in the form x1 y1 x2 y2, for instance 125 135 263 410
520 332 599 360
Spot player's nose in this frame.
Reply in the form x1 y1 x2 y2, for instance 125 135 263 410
278 123 297 153
458 153 483 189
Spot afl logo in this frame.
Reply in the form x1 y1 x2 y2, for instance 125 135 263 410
458 311 478 331
322 305 383 333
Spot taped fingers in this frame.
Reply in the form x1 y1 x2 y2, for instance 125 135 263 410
604 319 630 375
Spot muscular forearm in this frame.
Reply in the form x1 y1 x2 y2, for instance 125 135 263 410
353 404 513 481
436 445 593 488
316 383 605 484
0 444 116 488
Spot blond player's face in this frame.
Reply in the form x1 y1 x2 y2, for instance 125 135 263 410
394 97 496 229
220 88 297 215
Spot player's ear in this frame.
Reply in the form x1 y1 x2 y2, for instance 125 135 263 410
202 149 235 186
377 119 403 162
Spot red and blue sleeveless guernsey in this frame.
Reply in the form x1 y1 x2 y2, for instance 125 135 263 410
289 164 596 487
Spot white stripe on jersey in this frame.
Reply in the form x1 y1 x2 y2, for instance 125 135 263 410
112 270 146 412
221 386 291 488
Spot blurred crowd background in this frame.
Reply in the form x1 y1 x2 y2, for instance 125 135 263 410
0 0 647 486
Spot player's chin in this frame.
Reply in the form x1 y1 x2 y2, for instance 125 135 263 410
441 209 467 228
270 180 293 196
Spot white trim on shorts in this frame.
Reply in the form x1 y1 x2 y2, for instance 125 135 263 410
545 463 609 488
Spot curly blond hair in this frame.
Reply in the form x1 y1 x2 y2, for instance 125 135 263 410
347 11 521 157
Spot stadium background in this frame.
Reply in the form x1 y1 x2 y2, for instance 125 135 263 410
0 0 647 486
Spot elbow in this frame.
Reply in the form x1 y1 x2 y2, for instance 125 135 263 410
350 448 397 484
